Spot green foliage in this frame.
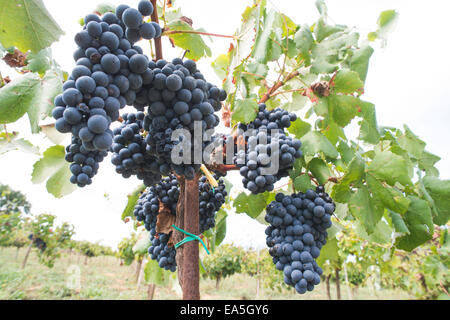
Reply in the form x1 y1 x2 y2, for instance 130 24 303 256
117 233 139 266
241 248 290 292
0 132 39 156
0 70 63 133
0 0 64 53
28 213 74 268
78 240 100 258
144 258 171 286
212 1 449 255
31 146 76 198
233 192 274 219
203 209 228 253
202 244 243 284
345 262 366 287
166 21 212 61
0 184 31 215
121 185 146 223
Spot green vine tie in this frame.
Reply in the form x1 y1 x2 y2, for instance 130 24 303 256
172 224 210 255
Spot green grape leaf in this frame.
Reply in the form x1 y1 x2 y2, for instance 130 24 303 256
323 121 346 145
0 0 64 53
0 132 39 155
349 185 384 234
215 214 227 247
337 140 355 165
348 45 374 83
285 38 299 58
232 98 258 123
314 17 346 42
247 61 269 78
40 124 65 145
397 125 426 159
389 211 409 234
31 145 76 198
165 8 182 24
294 174 314 193
367 150 412 187
283 91 308 112
377 10 398 41
328 95 360 127
95 3 115 15
0 73 41 123
144 259 170 286
288 117 311 139
294 24 314 64
317 237 339 266
307 158 331 185
24 48 52 75
166 20 212 60
121 184 146 221
418 151 440 177
301 131 338 158
211 54 229 80
27 70 63 133
355 219 392 244
233 192 271 219
313 97 329 117
311 31 359 74
396 196 433 251
332 154 364 203
252 9 279 63
366 173 410 214
422 176 450 225
332 69 364 94
0 70 62 132
133 231 151 255
358 101 380 144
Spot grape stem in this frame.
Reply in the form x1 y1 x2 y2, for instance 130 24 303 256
150 0 163 60
207 164 239 174
3 124 10 142
162 29 238 40
258 70 300 104
269 88 306 98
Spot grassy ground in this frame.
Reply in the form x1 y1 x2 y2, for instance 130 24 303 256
0 247 410 300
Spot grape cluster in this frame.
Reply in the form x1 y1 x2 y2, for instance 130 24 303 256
264 186 335 294
53 2 162 185
134 175 179 271
65 136 108 187
199 175 227 233
142 58 227 179
111 112 162 187
116 2 161 43
236 104 302 194
133 174 227 271
28 234 47 252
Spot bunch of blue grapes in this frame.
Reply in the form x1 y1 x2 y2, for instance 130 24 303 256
52 1 162 185
199 175 227 233
142 58 227 179
116 2 161 44
110 112 162 187
236 104 302 194
133 175 179 271
28 234 47 252
65 136 108 187
264 186 335 294
133 173 227 271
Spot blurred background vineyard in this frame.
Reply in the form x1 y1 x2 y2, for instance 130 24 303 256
1 182 447 300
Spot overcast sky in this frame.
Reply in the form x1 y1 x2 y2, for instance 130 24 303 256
0 0 449 249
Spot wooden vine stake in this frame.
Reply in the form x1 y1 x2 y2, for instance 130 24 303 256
181 174 201 299
149 0 201 300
